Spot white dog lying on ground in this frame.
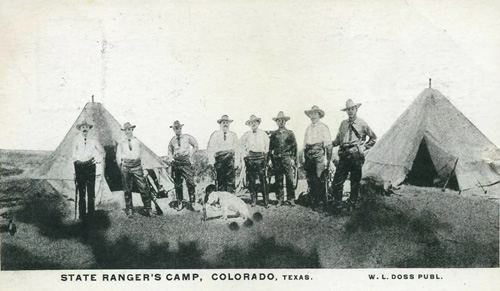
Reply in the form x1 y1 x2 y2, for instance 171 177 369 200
203 184 261 228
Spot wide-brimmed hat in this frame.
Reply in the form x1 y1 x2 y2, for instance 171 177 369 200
340 99 362 111
217 115 233 124
121 122 136 131
76 120 93 130
170 120 184 129
245 115 261 126
304 105 325 118
272 111 290 121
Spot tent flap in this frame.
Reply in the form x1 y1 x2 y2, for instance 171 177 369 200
363 88 500 191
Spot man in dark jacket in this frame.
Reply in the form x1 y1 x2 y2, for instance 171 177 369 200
269 111 298 206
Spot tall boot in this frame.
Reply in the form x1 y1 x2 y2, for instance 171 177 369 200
251 192 257 207
263 191 270 208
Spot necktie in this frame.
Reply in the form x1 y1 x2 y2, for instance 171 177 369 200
177 136 181 147
223 132 227 141
348 122 353 142
128 139 132 151
84 138 87 147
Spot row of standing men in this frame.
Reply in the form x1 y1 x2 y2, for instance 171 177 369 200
72 98 377 219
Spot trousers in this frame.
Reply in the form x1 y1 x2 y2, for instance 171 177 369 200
304 143 326 206
331 147 363 204
121 160 152 210
215 150 236 193
271 155 295 201
74 160 96 220
172 157 196 203
244 152 269 206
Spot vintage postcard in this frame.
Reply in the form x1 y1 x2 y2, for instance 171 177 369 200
0 0 499 290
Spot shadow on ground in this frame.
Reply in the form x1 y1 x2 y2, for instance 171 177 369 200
2 190 320 269
343 196 499 268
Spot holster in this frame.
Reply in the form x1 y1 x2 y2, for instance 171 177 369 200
340 144 364 161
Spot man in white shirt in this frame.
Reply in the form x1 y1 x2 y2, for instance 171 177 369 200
240 115 270 207
303 106 332 210
167 120 199 210
207 115 239 193
72 120 104 221
116 122 153 217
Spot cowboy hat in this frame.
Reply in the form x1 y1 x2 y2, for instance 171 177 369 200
340 99 362 111
245 115 261 126
76 120 93 130
304 105 325 118
121 122 136 131
170 120 184 128
272 111 290 121
217 115 233 124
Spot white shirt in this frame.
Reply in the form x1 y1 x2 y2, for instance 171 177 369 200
304 121 332 147
116 137 142 162
72 135 104 162
240 129 270 156
207 130 240 164
168 134 199 159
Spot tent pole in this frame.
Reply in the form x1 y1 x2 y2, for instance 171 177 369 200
442 158 458 192
429 78 432 88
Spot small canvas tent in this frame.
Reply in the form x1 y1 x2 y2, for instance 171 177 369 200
31 101 173 204
363 88 500 191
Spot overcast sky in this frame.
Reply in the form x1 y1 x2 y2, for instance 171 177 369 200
1 0 499 156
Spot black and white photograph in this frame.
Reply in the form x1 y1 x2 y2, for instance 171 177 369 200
1 0 499 290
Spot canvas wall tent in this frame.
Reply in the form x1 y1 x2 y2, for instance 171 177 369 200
362 88 500 191
30 101 173 204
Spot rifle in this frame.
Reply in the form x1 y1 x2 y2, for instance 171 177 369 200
235 157 247 193
146 173 164 215
202 203 207 221
263 153 270 206
212 165 218 191
324 146 332 208
74 179 78 220
292 156 299 190
150 192 164 215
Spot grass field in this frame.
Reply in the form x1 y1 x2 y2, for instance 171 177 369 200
1 149 498 269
